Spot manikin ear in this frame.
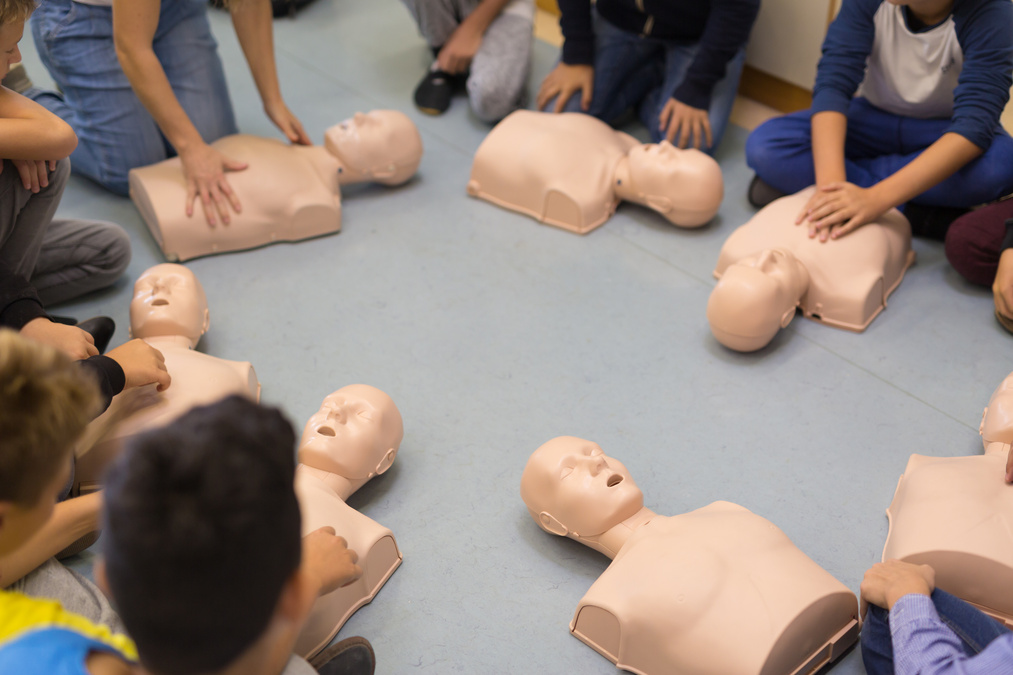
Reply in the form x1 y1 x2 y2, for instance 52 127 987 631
374 448 396 476
980 406 989 436
780 306 796 329
644 195 673 214
370 165 396 181
201 308 210 335
538 512 569 537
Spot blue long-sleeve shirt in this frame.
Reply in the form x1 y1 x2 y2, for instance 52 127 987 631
556 0 760 110
813 0 1013 150
890 594 1013 674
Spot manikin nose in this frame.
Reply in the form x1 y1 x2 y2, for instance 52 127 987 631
579 455 607 475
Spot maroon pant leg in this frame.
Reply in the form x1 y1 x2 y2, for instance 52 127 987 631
945 199 1013 287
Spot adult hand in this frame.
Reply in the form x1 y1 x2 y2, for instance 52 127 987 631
860 560 935 617
178 141 248 227
992 249 1013 329
658 98 712 150
11 158 56 193
264 99 312 146
437 22 483 75
536 63 594 113
795 182 889 242
302 526 362 596
106 339 171 392
20 317 98 360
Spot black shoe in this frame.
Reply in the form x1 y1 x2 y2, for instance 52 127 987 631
904 202 970 241
747 174 787 209
309 636 375 675
413 67 455 116
76 316 116 354
2 63 33 95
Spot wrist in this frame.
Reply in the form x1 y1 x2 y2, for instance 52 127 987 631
886 583 931 610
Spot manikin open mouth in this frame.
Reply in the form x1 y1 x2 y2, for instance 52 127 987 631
607 474 623 487
151 298 169 306
317 426 336 437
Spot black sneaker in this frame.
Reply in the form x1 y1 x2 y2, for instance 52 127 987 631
310 636 375 675
413 67 455 116
904 202 970 241
747 174 787 209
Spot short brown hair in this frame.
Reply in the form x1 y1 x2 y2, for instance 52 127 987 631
0 0 36 25
0 330 100 505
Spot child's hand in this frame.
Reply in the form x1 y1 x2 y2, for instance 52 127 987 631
659 98 713 150
8 158 57 193
993 249 1013 329
437 22 483 75
20 318 99 360
106 339 171 392
302 526 362 596
860 559 934 617
264 99 311 146
795 182 889 242
537 63 594 113
178 141 247 228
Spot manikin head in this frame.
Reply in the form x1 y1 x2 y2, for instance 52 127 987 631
298 384 404 481
622 142 723 227
980 371 1013 450
707 249 810 352
324 110 423 186
129 263 210 348
520 436 643 539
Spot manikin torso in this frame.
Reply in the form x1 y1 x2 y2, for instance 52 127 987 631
468 110 635 234
130 136 343 262
290 385 404 659
575 504 858 675
714 188 915 332
881 372 1013 627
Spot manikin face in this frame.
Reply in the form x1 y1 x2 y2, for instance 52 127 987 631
0 20 24 80
129 263 209 343
324 110 422 183
707 249 807 352
626 142 722 225
981 372 1013 447
298 384 403 480
521 437 643 538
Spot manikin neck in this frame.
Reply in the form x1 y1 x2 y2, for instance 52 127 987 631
984 441 1011 457
612 156 639 205
573 507 658 559
140 334 198 350
334 160 373 186
298 463 368 501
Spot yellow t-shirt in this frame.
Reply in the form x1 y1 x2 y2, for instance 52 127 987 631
0 588 137 660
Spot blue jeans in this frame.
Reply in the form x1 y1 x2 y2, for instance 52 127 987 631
29 0 237 196
861 589 1011 675
552 12 746 152
745 97 1013 208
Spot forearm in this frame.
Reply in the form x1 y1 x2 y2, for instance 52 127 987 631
811 111 847 186
0 90 77 160
459 0 514 36
0 492 102 587
231 0 283 110
113 0 204 154
870 133 983 211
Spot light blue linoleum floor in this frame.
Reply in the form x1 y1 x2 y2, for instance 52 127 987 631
21 1 1013 673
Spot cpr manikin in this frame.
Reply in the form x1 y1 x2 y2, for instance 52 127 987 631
294 385 404 658
520 437 859 675
77 263 259 490
708 188 915 352
129 110 424 261
881 371 1013 628
467 110 723 234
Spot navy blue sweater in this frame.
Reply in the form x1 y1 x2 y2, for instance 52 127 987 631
557 0 760 110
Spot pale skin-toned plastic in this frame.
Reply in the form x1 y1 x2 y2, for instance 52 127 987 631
881 371 1013 628
293 384 405 659
520 436 860 675
467 110 723 235
128 110 424 262
77 264 260 490
708 187 915 352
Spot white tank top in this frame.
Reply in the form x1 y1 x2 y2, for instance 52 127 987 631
858 3 963 119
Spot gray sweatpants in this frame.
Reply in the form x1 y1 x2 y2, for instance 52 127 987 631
16 558 317 674
401 0 533 122
0 157 130 307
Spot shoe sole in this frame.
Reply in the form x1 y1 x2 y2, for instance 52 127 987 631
416 105 446 116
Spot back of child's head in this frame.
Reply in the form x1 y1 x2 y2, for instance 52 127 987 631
0 0 36 25
0 329 100 505
101 395 302 675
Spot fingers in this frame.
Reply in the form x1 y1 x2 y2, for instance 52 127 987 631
552 84 571 114
289 117 311 146
701 117 714 150
581 79 593 112
14 159 38 192
535 76 555 111
1006 446 1013 483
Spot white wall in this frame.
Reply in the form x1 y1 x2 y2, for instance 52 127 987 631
745 0 835 90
